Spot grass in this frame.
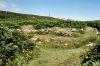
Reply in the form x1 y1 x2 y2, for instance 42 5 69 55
81 38 100 66
33 27 98 49
22 26 99 66
23 46 89 66
0 10 100 66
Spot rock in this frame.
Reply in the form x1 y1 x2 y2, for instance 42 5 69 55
64 43 68 46
72 28 76 32
67 30 70 32
96 32 100 35
31 38 38 41
80 29 84 31
86 43 94 47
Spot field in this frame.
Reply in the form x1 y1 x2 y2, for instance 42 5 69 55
0 10 100 66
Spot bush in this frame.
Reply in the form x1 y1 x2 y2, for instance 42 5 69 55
0 26 36 66
82 41 100 66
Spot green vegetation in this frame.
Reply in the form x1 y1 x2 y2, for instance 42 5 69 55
86 21 100 31
0 25 37 66
81 37 100 66
0 10 100 66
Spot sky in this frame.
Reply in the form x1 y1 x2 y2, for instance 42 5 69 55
0 0 100 20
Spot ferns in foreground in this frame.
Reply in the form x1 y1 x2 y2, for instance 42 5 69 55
0 26 36 66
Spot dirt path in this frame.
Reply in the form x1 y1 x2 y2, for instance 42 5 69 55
24 46 88 66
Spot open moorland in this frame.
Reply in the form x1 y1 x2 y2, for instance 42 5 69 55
0 11 100 66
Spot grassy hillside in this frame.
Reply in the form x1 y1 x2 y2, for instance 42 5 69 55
0 10 100 66
0 10 86 29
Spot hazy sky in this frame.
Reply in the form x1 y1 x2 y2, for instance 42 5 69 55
0 0 100 20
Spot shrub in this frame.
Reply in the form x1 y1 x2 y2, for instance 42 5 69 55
81 41 100 66
0 26 36 66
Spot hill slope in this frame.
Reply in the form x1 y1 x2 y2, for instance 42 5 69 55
0 10 100 66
